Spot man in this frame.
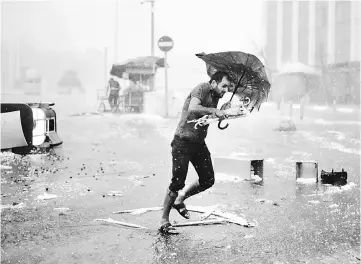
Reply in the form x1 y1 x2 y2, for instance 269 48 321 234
107 77 121 111
159 71 234 233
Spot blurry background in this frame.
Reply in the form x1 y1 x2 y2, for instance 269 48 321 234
1 0 360 115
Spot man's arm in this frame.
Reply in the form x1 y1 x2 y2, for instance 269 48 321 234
188 97 225 117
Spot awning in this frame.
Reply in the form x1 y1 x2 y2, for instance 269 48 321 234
110 56 165 79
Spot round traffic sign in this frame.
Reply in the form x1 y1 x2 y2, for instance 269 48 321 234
158 36 174 52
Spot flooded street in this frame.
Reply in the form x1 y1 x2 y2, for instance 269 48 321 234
1 100 360 264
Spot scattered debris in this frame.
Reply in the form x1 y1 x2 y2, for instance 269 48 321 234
53 207 70 212
277 119 296 132
308 200 320 205
173 219 226 227
0 202 26 211
107 191 123 197
255 198 273 204
198 208 215 220
329 204 339 208
114 207 162 215
54 207 70 215
0 165 12 170
36 193 58 200
94 218 147 229
114 205 256 227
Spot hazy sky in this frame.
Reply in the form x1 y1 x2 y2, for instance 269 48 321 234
2 0 266 88
50 0 265 55
2 0 265 59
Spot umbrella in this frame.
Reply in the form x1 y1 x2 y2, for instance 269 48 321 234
196 51 271 129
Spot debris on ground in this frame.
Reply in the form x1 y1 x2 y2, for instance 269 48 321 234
255 198 273 204
53 207 70 212
94 218 147 229
0 165 12 170
0 202 26 212
107 191 123 197
36 193 58 200
277 119 297 132
114 207 162 215
113 205 256 228
308 200 320 204
173 219 226 227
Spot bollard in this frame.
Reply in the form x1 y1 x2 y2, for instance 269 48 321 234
250 160 264 182
296 161 318 182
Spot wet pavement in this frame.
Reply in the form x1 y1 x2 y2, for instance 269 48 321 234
1 96 360 264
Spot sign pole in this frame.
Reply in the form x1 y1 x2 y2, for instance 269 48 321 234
157 35 173 118
164 51 168 117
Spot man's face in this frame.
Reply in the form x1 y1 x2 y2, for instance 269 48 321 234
211 76 232 98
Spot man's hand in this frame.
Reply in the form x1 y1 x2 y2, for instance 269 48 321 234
220 101 232 110
224 107 249 116
214 109 227 119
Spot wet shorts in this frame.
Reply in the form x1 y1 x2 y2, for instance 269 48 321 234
169 136 215 192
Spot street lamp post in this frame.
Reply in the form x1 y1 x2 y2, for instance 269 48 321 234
114 0 119 61
141 0 155 56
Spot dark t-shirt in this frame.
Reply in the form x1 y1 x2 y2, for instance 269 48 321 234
174 82 219 143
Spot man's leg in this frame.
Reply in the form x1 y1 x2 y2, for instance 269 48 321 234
175 144 214 204
160 189 178 226
160 140 190 228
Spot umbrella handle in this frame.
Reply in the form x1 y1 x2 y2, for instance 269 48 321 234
218 119 229 130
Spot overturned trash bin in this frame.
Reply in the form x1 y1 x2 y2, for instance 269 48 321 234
1 102 63 154
321 169 347 186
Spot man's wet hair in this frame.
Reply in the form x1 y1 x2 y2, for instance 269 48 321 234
209 71 232 84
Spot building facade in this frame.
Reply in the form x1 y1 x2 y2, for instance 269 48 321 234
263 0 360 104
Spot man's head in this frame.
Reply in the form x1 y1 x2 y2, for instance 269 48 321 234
209 71 232 98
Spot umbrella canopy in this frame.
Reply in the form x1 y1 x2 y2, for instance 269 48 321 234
196 51 271 112
110 56 165 79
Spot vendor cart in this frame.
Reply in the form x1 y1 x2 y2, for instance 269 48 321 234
96 56 164 114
